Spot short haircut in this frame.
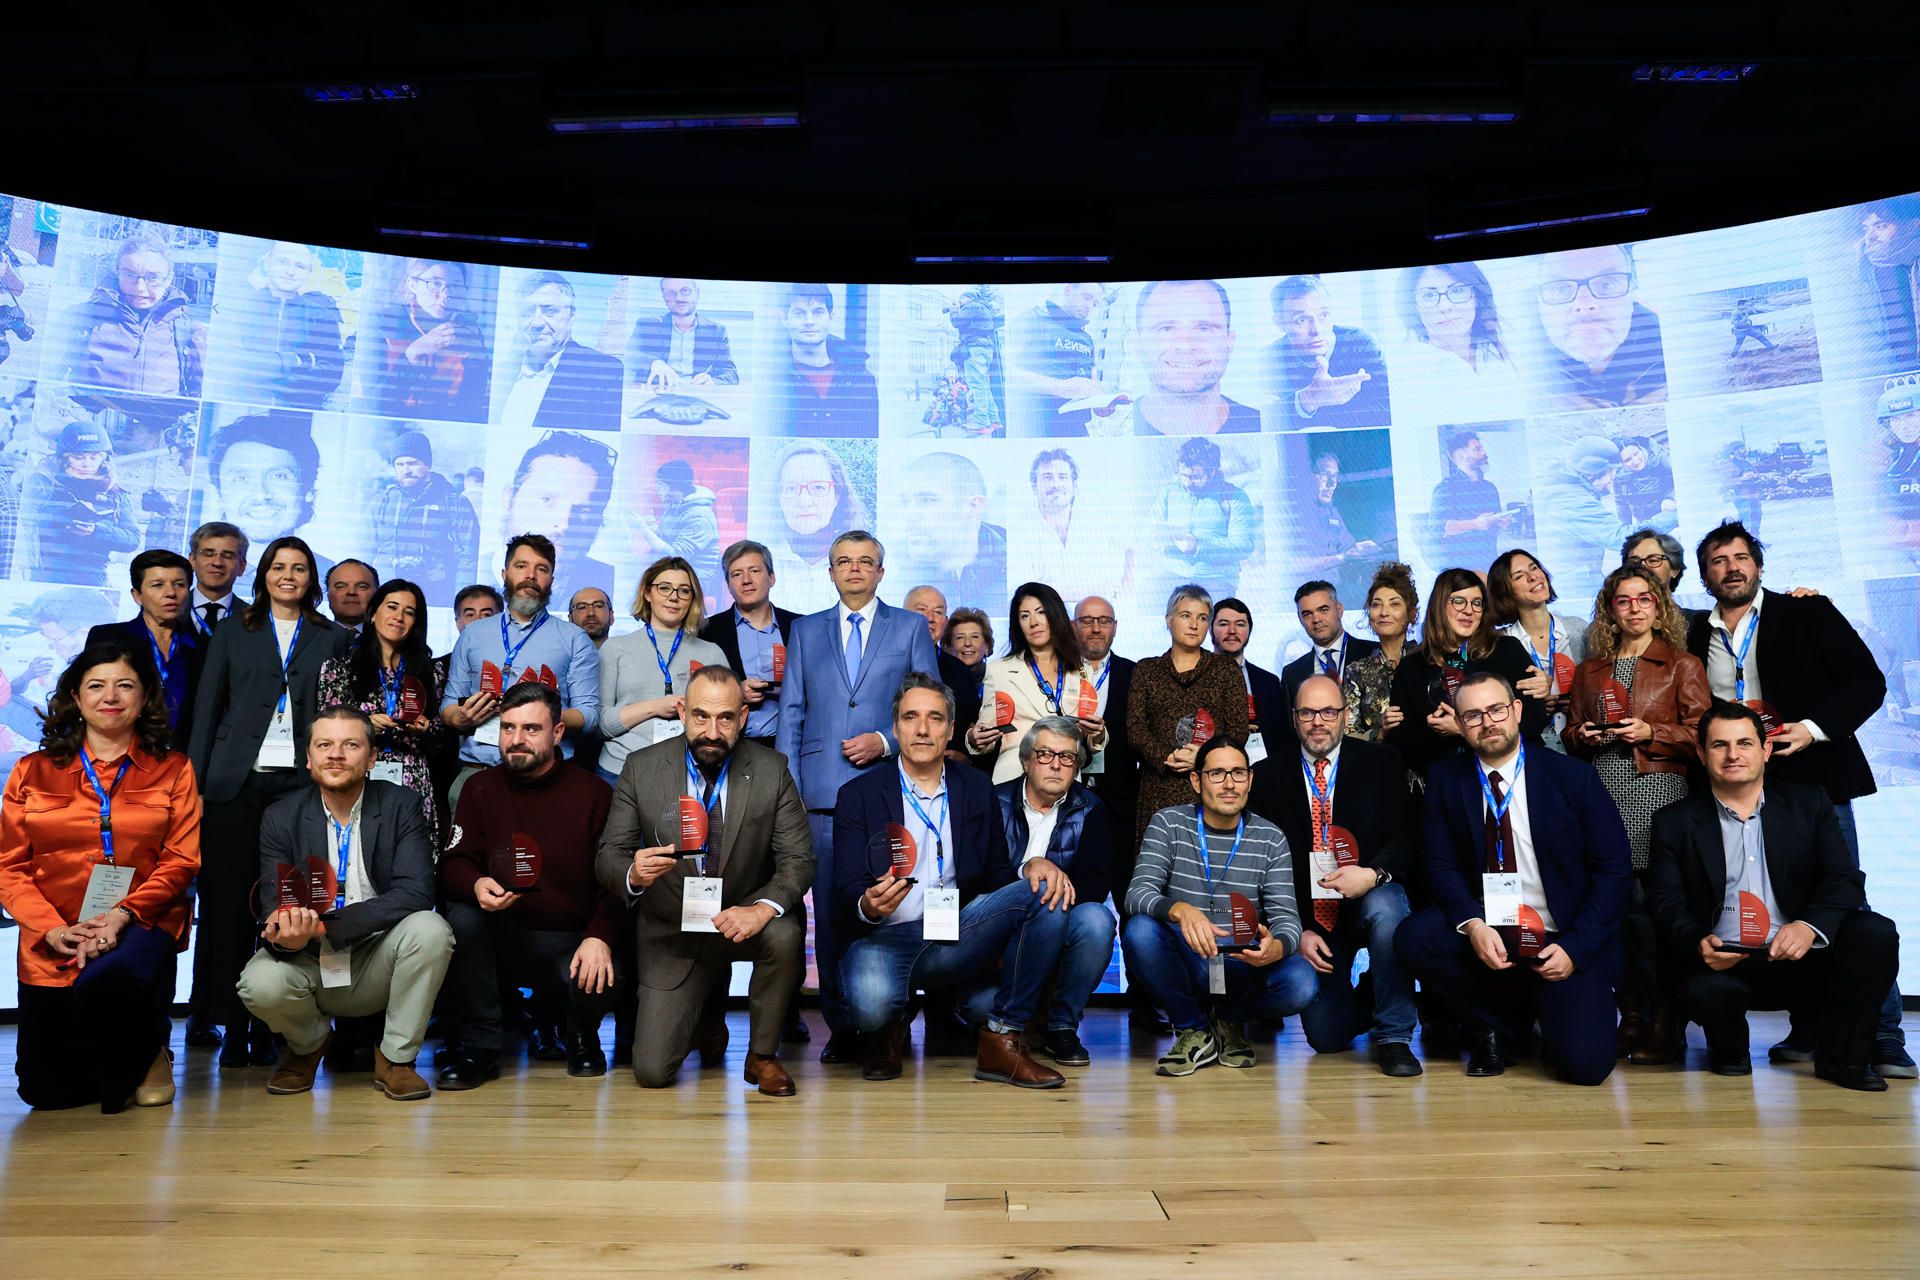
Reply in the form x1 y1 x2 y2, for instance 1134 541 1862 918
1695 521 1765 572
1165 582 1213 619
309 703 374 742
211 411 321 495
499 680 562 723
1697 698 1767 746
1293 580 1337 605
189 521 249 559
1456 670 1517 703
1019 715 1091 769
1270 274 1327 310
505 533 557 569
1176 436 1221 471
721 539 774 577
519 270 575 304
1864 194 1920 224
1623 528 1688 585
785 282 834 311
329 558 379 587
891 670 956 724
1030 447 1079 488
455 584 503 612
920 451 986 499
1213 596 1252 625
685 663 744 698
1136 278 1232 329
129 548 191 591
829 529 885 566
1193 734 1249 775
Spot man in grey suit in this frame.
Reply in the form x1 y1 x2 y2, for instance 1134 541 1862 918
598 667 814 1095
773 530 942 1062
238 706 455 1102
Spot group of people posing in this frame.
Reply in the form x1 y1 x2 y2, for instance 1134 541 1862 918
0 509 1907 1112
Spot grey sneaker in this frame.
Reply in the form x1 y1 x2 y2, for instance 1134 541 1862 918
1155 1028 1219 1077
1213 1015 1255 1069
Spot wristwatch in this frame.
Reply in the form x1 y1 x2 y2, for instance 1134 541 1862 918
1372 868 1393 887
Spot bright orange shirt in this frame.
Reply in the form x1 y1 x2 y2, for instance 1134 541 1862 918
0 744 202 988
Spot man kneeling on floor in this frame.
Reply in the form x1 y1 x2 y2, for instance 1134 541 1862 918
239 706 453 1101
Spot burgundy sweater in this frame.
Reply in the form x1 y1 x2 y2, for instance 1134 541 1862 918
439 761 621 945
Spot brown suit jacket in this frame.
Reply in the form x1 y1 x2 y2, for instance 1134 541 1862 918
594 735 813 989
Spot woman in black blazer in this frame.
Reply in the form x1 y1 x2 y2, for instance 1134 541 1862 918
186 535 349 1067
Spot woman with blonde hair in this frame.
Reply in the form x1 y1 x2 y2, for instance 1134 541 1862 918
595 556 726 782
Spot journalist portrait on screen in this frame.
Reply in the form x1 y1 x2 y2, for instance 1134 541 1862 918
208 240 345 410
1532 244 1668 411
367 428 481 605
626 277 739 389
774 282 877 437
1130 279 1261 436
503 429 615 602
53 232 205 401
1430 425 1513 570
496 271 622 433
1007 445 1130 608
893 451 1006 612
1006 282 1103 437
360 257 492 423
1264 274 1392 431
1394 261 1525 423
16 419 139 587
1856 195 1920 373
764 441 870 616
200 410 331 576
1148 437 1255 602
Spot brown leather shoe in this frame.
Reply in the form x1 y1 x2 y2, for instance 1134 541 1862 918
266 1033 331 1095
862 1019 906 1081
743 1052 796 1097
373 1049 431 1101
974 1028 1065 1089
696 1009 730 1069
1616 995 1648 1059
1628 1000 1685 1066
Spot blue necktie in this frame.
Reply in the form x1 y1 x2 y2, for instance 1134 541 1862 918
1320 650 1338 677
844 611 865 687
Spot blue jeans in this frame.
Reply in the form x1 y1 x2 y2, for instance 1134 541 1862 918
808 812 850 1034
840 878 1069 1034
1298 882 1417 1050
957 901 1115 1032
1828 802 1904 1046
1119 913 1318 1032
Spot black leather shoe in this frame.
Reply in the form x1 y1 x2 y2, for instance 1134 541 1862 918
1043 1029 1091 1066
566 1034 608 1078
819 1030 862 1064
528 1025 568 1062
1814 1060 1888 1092
185 1018 223 1049
1767 1033 1816 1064
1464 1028 1506 1077
1707 1049 1753 1076
781 1007 812 1045
437 1054 501 1091
1373 1042 1424 1078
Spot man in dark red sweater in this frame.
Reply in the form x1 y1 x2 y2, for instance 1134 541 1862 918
437 682 620 1086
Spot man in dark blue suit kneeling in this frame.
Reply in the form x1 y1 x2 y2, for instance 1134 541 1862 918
1396 670 1630 1084
835 673 1071 1089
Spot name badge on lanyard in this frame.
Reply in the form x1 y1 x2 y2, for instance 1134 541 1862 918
318 941 352 988
1194 806 1246 949
1479 746 1525 926
681 877 723 932
258 615 305 769
370 761 405 786
78 748 136 919
902 774 958 941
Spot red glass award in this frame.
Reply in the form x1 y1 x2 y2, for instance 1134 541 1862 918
1189 707 1216 745
865 823 919 886
1744 699 1786 736
1222 891 1260 953
397 673 427 724
1246 693 1259 725
1590 677 1631 730
1515 904 1547 961
480 660 504 697
1737 890 1771 950
1550 652 1576 696
488 843 542 892
1077 679 1099 720
688 660 703 675
675 796 710 852
275 856 338 916
994 691 1016 732
1427 666 1464 709
770 643 787 685
1324 824 1360 870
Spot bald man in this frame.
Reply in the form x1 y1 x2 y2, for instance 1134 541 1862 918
894 452 1007 611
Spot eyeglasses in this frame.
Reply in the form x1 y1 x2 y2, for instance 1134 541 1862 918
117 269 169 287
1631 553 1671 569
1200 766 1252 784
1457 702 1516 730
1537 272 1633 305
1446 595 1486 612
1415 282 1478 308
409 276 453 296
781 481 835 501
1030 748 1077 766
1612 593 1657 611
1075 615 1116 627
1294 706 1345 724
650 584 695 600
831 556 880 571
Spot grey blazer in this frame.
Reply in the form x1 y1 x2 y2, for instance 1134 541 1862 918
594 735 813 989
188 609 350 803
254 778 439 951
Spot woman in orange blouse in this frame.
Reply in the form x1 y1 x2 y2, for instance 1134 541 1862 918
0 639 202 1112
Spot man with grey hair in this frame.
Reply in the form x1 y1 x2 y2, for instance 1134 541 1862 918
701 539 801 750
993 715 1117 1065
500 270 623 433
775 529 940 1061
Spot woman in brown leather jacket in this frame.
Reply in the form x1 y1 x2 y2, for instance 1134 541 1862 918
1567 565 1711 1066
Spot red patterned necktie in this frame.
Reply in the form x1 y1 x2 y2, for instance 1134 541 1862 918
1311 757 1339 931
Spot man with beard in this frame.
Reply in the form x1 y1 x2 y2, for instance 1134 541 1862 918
206 412 331 578
1009 447 1131 608
1532 244 1668 412
569 586 613 648
1397 672 1629 1084
1430 426 1515 572
1149 437 1255 603
1132 279 1261 436
1857 195 1920 372
596 666 813 1095
498 271 623 433
1264 275 1392 431
440 534 602 804
1684 521 1913 1077
627 277 739 390
775 283 878 437
367 430 480 606
436 683 620 1087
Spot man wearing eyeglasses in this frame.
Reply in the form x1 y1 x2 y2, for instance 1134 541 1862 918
1071 596 1143 904
57 232 206 399
1533 244 1669 413
1121 737 1315 1077
1396 671 1630 1084
775 530 940 1063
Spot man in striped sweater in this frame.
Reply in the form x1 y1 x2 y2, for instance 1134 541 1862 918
1121 736 1318 1076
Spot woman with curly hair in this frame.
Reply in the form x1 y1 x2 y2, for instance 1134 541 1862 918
1343 561 1418 743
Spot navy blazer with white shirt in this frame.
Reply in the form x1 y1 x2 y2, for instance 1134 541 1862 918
833 760 1012 940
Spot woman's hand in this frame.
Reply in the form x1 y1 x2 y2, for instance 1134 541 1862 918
1076 716 1107 748
1516 665 1552 701
369 712 399 732
1427 704 1461 738
1164 743 1199 773
1381 704 1405 733
1613 716 1654 745
966 723 1002 753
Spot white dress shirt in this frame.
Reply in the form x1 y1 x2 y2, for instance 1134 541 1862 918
1481 744 1557 932
879 765 955 927
326 791 373 909
1019 785 1063 866
497 349 563 432
1706 593 1828 743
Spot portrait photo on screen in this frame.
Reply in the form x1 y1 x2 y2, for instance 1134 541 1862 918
486 267 627 435
746 437 876 618
1261 272 1394 433
877 438 1007 614
1824 372 1920 580
1403 419 1533 584
480 426 620 608
0 197 61 385
204 235 357 412
1524 242 1668 414
1525 404 1677 602
612 434 751 614
617 274 757 434
351 253 499 424
1276 427 1398 609
1003 437 1146 613
1385 259 1527 428
760 282 877 438
1815 194 1920 382
189 405 337 578
1134 433 1268 623
1665 277 1824 397
346 417 486 606
1100 278 1267 438
1001 282 1122 438
0 582 120 767
875 282 1009 440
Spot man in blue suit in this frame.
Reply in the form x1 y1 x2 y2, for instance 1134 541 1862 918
1396 671 1630 1085
774 530 941 1062
835 674 1072 1088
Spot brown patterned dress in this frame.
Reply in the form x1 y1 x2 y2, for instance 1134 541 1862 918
1124 648 1252 850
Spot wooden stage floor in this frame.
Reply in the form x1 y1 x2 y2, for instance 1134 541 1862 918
2 1009 1917 1277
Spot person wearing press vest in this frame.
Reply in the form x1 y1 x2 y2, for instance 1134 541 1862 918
187 520 249 637
835 673 1072 1089
1250 674 1421 1077
236 706 454 1101
188 535 351 1069
1645 702 1901 1090
965 583 1104 783
85 548 204 742
596 555 725 784
699 540 801 751
596 666 814 1096
438 682 619 1088
1395 671 1630 1085
1685 521 1914 1078
1121 736 1315 1077
0 640 201 1111
440 534 601 808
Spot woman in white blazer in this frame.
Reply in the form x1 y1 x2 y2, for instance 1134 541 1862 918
964 582 1108 784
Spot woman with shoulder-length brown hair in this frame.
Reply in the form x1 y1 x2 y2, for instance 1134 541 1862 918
1384 566 1543 779
1566 563 1711 1065
0 640 201 1111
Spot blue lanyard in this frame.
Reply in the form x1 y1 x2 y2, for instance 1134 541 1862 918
1092 658 1110 692
331 814 354 910
1717 611 1758 701
1301 753 1339 847
646 621 684 694
499 611 547 681
190 606 210 636
77 749 131 864
1523 617 1557 690
1193 805 1245 907
1319 635 1349 677
145 623 180 710
685 752 731 859
379 659 406 718
1476 743 1527 872
274 615 305 717
900 771 950 882
1027 655 1065 714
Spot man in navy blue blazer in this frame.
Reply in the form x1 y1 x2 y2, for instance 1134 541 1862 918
834 674 1072 1088
1396 671 1630 1085
774 530 941 1061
